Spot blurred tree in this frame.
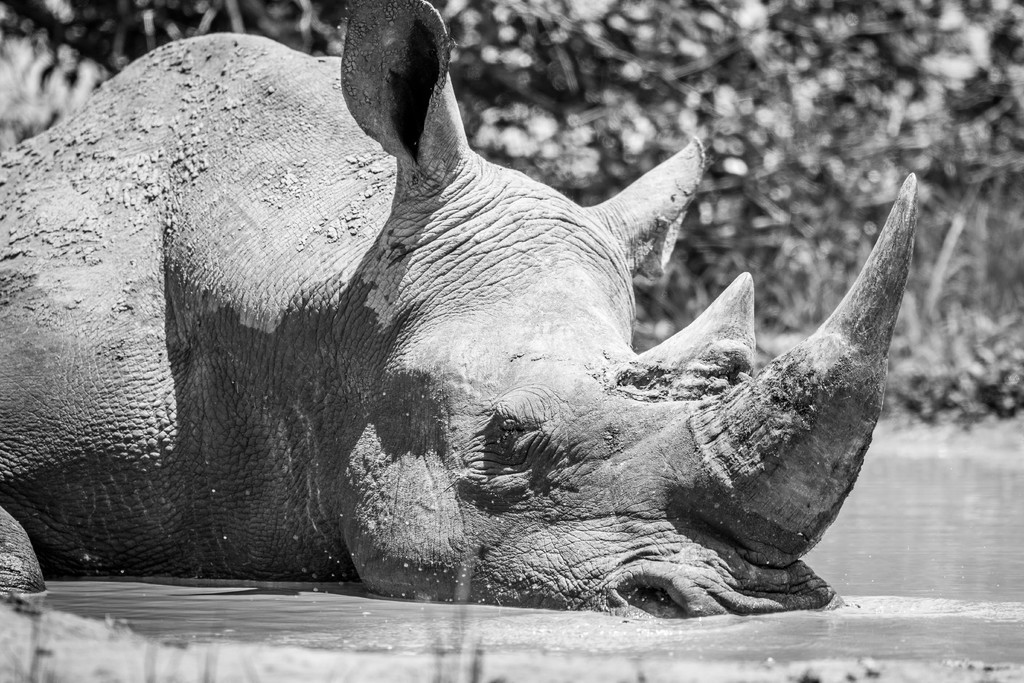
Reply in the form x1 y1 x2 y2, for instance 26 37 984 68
0 0 346 69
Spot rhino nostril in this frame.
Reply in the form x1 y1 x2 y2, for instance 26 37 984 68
619 584 684 618
612 575 694 619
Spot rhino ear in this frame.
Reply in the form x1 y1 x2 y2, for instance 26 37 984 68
342 0 468 180
588 139 705 278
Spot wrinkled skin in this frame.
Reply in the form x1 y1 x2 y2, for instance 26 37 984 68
0 1 918 617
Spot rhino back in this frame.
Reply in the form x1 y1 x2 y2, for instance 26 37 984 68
0 34 390 577
155 34 395 334
1 34 391 332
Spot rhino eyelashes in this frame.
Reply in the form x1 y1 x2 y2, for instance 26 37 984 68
466 447 529 475
467 417 536 474
463 413 563 487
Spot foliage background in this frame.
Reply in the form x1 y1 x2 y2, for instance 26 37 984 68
1 0 1022 420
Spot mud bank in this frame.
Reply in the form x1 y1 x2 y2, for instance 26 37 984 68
2 596 1021 683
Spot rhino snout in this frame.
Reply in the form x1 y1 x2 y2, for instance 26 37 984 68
607 552 838 619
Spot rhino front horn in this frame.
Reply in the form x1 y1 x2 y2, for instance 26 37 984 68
687 174 918 565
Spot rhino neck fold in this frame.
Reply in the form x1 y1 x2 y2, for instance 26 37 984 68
385 153 492 250
392 145 485 209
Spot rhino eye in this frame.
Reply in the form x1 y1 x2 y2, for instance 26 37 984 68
463 412 534 476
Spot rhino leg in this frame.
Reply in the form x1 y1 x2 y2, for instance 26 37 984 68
0 506 43 593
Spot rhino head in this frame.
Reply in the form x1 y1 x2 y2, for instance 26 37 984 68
336 0 917 617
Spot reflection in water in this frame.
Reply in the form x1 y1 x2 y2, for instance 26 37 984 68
45 423 1024 662
807 421 1024 604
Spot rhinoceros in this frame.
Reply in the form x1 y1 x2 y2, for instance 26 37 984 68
0 0 917 617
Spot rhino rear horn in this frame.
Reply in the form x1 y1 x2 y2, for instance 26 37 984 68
342 0 468 180
588 139 705 278
640 272 755 375
615 274 755 401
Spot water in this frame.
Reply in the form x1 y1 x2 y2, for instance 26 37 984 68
44 421 1024 662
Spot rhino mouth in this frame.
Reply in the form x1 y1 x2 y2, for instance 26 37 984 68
608 555 838 618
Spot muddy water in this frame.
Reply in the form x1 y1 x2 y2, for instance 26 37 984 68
45 421 1024 662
